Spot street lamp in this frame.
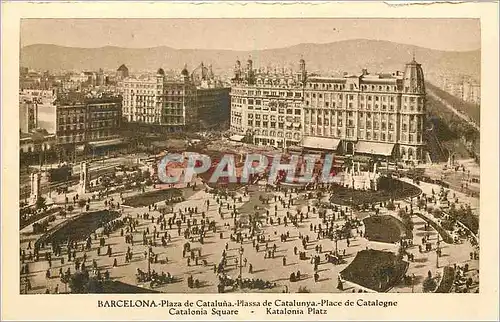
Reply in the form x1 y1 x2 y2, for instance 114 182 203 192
147 246 152 279
436 233 440 268
238 246 244 285
411 273 415 293
334 232 338 255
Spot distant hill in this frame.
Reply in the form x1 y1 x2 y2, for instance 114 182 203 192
20 39 480 79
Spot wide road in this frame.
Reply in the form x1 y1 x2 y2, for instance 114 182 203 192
20 154 150 200
427 89 480 132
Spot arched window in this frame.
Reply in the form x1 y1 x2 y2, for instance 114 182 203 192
400 147 406 157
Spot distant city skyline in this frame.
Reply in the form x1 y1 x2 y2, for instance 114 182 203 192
21 18 480 52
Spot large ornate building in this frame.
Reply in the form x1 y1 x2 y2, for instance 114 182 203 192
118 63 230 133
230 58 427 162
54 92 123 160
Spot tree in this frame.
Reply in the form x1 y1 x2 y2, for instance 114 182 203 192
69 271 89 293
142 170 151 180
432 208 443 218
422 276 437 293
297 286 311 293
35 196 46 210
68 271 103 294
417 198 426 210
78 199 87 213
67 205 74 212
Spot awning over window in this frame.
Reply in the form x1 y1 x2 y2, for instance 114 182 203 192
88 138 124 148
355 141 395 156
301 136 340 151
229 135 245 142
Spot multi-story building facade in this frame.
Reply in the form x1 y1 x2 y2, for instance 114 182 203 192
19 100 38 134
20 130 57 165
55 93 123 159
118 64 230 133
230 58 427 162
20 89 57 133
462 80 480 105
230 59 306 148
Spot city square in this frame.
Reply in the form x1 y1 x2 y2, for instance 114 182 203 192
16 18 481 295
19 140 480 294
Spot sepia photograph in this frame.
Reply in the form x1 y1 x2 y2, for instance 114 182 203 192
17 17 483 296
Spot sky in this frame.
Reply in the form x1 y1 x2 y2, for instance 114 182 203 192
20 19 481 52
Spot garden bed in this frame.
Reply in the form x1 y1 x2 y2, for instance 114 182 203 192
100 280 160 294
340 249 409 292
414 213 454 244
330 177 421 206
363 215 410 244
435 266 455 293
457 213 479 235
38 210 120 246
123 188 183 207
20 206 62 230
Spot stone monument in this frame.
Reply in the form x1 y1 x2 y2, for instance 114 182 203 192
30 172 41 204
343 162 380 191
79 161 89 194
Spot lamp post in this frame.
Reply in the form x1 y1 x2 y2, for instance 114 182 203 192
334 232 338 255
238 246 244 288
411 273 415 293
147 246 152 279
436 233 440 268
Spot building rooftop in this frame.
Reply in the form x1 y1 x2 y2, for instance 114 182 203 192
55 91 122 105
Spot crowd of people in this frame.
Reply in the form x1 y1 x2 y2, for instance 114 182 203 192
19 156 480 294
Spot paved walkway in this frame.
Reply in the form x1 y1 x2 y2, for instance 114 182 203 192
20 174 479 294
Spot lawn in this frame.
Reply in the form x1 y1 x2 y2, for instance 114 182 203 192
330 177 421 206
20 206 62 230
435 266 455 293
455 212 479 235
413 213 454 244
99 280 160 294
363 215 409 243
39 210 120 246
340 249 409 292
123 188 183 207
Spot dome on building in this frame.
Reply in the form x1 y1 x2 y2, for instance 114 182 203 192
157 68 165 75
402 56 425 94
181 64 189 77
117 64 128 72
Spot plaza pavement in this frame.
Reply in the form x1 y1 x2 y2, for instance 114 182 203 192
20 167 479 294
